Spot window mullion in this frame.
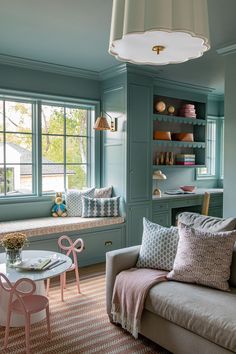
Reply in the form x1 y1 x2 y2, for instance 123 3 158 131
64 106 67 192
3 100 6 196
37 102 42 196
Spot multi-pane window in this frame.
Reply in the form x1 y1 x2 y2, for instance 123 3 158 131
0 94 95 198
197 117 224 179
41 103 90 193
0 99 34 196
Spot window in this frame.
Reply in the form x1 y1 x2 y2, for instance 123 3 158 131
197 116 224 179
0 93 96 199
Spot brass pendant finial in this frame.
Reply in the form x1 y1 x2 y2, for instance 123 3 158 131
152 45 165 55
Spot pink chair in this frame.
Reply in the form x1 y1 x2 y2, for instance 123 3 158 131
0 273 51 354
46 235 84 301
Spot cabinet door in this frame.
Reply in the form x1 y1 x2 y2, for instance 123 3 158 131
127 203 151 246
128 84 152 203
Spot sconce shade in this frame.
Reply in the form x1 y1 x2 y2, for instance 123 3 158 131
109 0 210 65
93 116 110 131
152 170 167 180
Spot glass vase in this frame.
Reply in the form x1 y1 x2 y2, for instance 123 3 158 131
5 248 22 267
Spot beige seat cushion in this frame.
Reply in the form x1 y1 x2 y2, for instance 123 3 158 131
145 281 236 352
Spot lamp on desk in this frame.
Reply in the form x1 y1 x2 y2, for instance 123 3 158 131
152 170 167 197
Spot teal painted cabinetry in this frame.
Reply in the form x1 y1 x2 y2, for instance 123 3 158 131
127 203 151 245
152 191 223 227
26 224 125 267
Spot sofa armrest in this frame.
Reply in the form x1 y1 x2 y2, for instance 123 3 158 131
105 245 140 318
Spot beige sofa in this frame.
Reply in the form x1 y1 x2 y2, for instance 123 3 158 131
106 214 236 354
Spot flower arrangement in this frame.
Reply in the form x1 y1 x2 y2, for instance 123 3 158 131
0 232 28 250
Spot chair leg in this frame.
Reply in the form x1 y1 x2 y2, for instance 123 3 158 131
46 278 50 297
46 305 51 339
64 272 67 289
25 313 31 354
75 266 81 294
4 309 12 349
60 273 64 302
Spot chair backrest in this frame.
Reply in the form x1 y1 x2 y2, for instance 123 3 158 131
0 273 36 313
201 192 210 216
58 235 84 268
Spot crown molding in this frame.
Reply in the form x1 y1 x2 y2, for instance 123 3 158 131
153 77 215 94
99 64 127 80
208 92 224 101
217 43 236 56
0 53 99 80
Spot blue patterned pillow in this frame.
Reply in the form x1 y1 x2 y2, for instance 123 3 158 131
65 188 95 217
81 196 120 217
136 218 179 271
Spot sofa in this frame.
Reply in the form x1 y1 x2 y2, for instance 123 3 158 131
106 213 236 354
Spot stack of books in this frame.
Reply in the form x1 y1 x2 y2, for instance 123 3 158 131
175 154 195 165
15 256 65 271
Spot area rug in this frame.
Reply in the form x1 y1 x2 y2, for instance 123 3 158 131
0 270 170 354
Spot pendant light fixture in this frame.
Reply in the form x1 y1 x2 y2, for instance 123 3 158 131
109 0 210 65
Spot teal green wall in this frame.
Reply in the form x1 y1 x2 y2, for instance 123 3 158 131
223 54 236 217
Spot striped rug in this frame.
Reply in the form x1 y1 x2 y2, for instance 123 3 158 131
0 270 170 354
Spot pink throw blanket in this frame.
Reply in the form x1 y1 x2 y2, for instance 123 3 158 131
111 268 168 338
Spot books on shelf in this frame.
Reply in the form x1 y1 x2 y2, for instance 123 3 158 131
175 154 195 165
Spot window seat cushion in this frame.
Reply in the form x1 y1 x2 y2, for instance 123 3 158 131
0 216 125 239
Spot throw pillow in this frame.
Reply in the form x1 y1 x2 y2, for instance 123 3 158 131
178 212 236 232
94 186 113 198
65 188 95 217
81 196 120 217
136 218 179 271
167 222 236 291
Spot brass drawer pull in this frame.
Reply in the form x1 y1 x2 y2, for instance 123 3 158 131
105 241 113 246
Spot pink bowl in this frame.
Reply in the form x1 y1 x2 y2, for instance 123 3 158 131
180 185 196 192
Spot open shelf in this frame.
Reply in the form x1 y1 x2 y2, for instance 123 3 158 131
153 114 206 126
153 164 205 169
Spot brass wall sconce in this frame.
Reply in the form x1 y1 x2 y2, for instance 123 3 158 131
93 111 117 132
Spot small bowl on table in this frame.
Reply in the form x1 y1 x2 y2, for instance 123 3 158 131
179 185 196 193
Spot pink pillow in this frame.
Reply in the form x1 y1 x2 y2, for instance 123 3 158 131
167 223 236 291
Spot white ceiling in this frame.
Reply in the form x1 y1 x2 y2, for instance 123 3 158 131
0 0 235 94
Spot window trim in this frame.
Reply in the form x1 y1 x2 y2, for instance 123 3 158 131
196 115 224 181
0 89 100 203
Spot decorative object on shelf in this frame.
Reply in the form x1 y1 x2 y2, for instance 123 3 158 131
51 192 67 217
175 154 195 165
179 185 196 192
108 0 210 65
171 132 194 142
154 131 171 140
155 101 166 113
168 106 175 115
152 170 167 197
179 104 196 118
1 232 28 267
93 111 117 132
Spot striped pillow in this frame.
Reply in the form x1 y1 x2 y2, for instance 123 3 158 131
81 196 120 217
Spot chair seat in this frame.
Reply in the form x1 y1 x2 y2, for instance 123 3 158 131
12 294 49 314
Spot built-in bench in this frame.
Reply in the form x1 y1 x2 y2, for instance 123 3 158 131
0 216 126 266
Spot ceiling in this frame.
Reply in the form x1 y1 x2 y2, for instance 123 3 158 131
0 0 235 95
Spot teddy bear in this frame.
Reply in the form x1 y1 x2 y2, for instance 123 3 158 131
51 192 67 217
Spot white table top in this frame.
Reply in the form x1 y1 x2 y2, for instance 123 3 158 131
0 250 72 283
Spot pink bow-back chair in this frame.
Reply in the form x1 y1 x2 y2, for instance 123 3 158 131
0 273 51 354
46 235 84 301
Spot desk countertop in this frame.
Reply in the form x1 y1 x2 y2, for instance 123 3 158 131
153 188 223 201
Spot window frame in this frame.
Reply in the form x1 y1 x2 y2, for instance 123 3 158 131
0 89 100 203
196 115 224 180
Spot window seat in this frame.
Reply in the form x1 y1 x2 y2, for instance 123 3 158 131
0 216 125 239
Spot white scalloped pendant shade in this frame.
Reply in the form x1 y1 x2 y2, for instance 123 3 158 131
109 0 210 65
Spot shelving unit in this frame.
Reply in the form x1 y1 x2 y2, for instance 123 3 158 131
152 93 207 168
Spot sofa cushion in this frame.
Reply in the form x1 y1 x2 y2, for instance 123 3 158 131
136 218 179 271
145 281 236 352
178 212 236 232
167 223 236 291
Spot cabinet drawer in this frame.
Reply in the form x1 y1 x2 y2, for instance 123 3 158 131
71 228 123 266
210 195 223 207
152 202 169 213
152 212 169 227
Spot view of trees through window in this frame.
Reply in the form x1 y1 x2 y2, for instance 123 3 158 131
0 97 91 197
